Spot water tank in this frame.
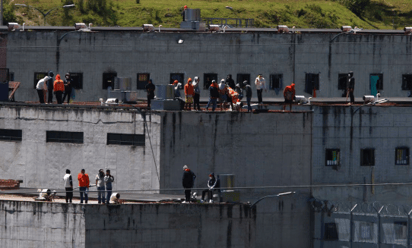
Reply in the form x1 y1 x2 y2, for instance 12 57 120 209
185 9 201 21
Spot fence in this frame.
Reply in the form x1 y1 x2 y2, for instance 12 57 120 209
311 199 412 247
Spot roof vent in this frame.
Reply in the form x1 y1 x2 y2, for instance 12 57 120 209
277 25 289 33
8 22 20 31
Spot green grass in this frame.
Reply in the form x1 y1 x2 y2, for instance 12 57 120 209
4 0 412 29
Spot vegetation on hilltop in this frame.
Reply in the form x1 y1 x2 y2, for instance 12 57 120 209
2 0 412 30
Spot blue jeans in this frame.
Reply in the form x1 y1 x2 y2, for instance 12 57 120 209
206 98 217 111
79 187 88 203
106 187 112 204
247 97 252 112
97 186 105 203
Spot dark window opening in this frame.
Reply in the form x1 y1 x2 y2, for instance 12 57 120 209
33 72 48 89
69 72 83 89
324 223 338 240
46 131 83 144
9 72 14 81
325 149 340 166
395 147 409 165
0 68 9 83
402 75 412 91
237 74 250 88
270 74 283 89
203 73 218 90
338 74 348 90
137 73 150 90
107 133 145 146
370 74 383 91
305 73 320 94
170 73 184 89
103 72 117 90
394 221 407 240
0 129 22 141
361 148 375 166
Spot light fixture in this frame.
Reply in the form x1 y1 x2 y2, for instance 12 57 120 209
341 26 352 32
142 24 154 32
277 25 289 33
405 27 412 34
177 39 184 44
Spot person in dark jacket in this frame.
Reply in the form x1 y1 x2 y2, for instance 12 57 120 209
201 173 220 203
245 82 252 112
205 80 219 111
346 71 355 105
226 74 235 89
62 73 73 104
145 79 156 108
47 71 54 104
182 165 196 203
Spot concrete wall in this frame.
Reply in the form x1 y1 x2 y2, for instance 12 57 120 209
0 200 255 248
0 104 161 191
6 31 412 102
312 105 412 204
0 200 85 248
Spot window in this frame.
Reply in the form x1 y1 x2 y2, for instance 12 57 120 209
107 133 145 146
46 131 83 144
305 73 320 94
395 147 409 165
270 74 283 89
324 223 338 240
237 74 250 88
0 129 22 141
338 74 348 90
203 73 218 90
361 148 375 166
402 74 412 91
394 221 407 240
33 72 48 89
137 73 150 90
325 149 340 166
69 73 83 89
370 74 383 91
102 72 117 89
0 68 9 83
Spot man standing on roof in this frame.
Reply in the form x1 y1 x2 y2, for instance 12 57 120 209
184 78 194 111
78 169 89 204
182 5 188 21
53 74 65 104
36 75 50 104
47 71 54 104
226 74 235 89
255 74 267 107
206 80 219 111
145 79 155 109
193 76 201 111
245 81 252 112
201 173 220 203
104 170 114 204
62 73 73 104
63 169 73 203
95 169 105 204
346 71 355 105
182 165 196 203
283 83 296 111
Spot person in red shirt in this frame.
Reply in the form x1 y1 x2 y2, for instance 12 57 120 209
184 78 194 111
78 169 90 204
283 83 296 111
53 74 65 104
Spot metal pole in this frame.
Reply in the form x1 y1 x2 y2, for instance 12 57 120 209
408 209 412 248
350 204 358 248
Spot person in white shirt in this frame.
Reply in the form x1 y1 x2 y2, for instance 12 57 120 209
36 76 50 104
254 74 267 105
63 169 73 203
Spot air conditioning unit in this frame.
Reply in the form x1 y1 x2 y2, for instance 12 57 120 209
341 26 352 32
277 25 289 33
142 24 154 32
75 23 87 30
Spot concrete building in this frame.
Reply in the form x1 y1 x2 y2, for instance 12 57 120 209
2 26 412 102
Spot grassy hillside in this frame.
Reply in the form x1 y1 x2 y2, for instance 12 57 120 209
3 0 412 30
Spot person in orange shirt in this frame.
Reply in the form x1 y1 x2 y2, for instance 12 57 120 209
78 169 90 204
53 74 65 104
184 78 194 111
283 83 296 111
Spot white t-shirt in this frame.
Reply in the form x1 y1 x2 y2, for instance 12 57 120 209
255 77 266 90
63 174 73 188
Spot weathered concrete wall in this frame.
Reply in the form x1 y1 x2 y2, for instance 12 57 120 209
6 31 412 102
312 105 412 204
159 111 313 247
0 200 85 248
0 105 161 191
0 200 255 248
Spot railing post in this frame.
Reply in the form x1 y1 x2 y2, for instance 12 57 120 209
350 204 357 248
